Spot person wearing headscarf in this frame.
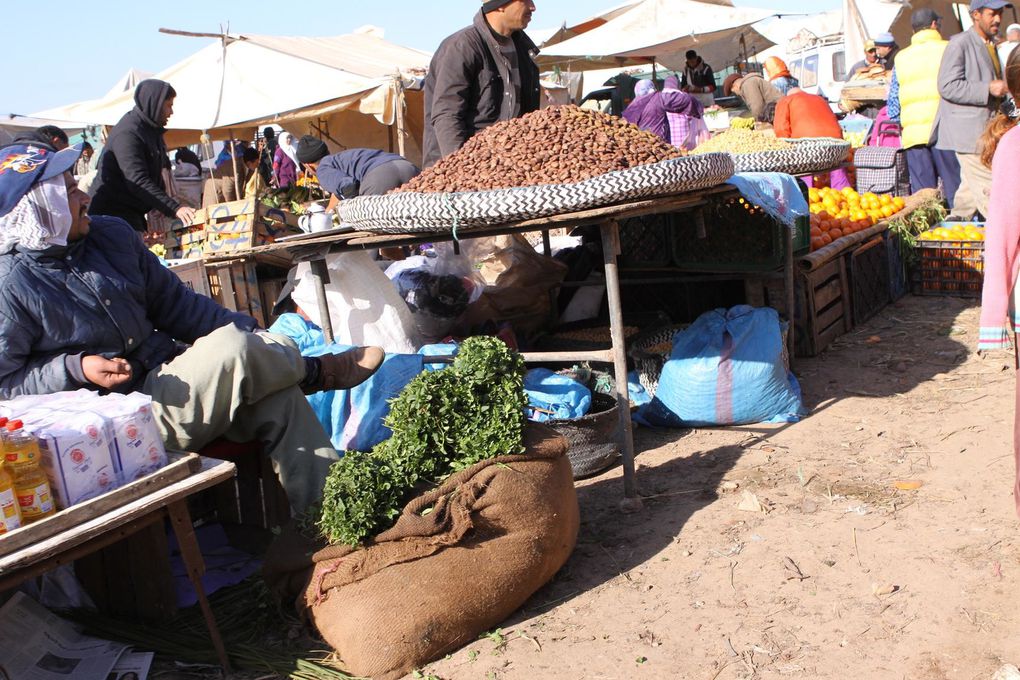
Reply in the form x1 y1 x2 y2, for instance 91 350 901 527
662 76 710 149
88 79 195 231
764 57 800 96
274 132 300 188
0 142 384 513
622 79 704 142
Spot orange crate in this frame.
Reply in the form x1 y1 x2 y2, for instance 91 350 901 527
916 239 984 297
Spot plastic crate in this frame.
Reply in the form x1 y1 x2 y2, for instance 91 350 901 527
916 238 984 297
618 212 675 267
886 231 908 301
672 196 808 271
847 236 891 325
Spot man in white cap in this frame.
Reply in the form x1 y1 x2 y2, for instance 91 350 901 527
998 22 1020 66
422 0 540 167
874 32 900 69
935 0 1012 219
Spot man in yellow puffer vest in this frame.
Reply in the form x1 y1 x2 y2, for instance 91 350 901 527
888 8 963 206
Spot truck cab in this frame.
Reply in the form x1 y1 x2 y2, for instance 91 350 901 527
786 35 847 105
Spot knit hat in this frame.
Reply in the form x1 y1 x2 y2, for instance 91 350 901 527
874 32 896 46
482 0 515 11
295 135 329 164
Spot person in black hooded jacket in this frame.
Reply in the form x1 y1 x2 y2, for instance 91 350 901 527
89 79 196 231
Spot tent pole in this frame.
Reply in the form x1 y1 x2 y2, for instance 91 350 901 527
395 80 407 158
228 129 241 200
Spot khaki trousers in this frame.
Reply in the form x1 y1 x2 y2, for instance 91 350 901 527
142 324 339 513
952 152 993 220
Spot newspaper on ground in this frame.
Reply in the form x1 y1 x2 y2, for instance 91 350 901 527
106 652 153 680
0 592 129 680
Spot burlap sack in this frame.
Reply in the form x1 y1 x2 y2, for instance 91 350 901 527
303 423 579 680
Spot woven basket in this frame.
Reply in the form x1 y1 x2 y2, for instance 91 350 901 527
628 323 789 397
732 138 851 175
336 154 734 234
627 325 688 396
546 393 620 479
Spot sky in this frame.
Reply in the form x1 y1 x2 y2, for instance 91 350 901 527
4 0 840 116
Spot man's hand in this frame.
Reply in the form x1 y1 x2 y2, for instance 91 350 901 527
176 205 197 225
82 356 133 390
990 80 1009 97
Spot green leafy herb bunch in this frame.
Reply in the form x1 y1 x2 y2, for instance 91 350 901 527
317 336 527 547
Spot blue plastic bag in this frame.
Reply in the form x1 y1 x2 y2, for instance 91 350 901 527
636 306 804 427
269 314 424 452
524 368 592 422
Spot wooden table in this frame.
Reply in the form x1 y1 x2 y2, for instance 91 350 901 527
0 457 237 671
207 186 795 511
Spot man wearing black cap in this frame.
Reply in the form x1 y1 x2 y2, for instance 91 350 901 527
295 136 419 204
936 0 1012 219
423 0 540 167
682 50 716 108
887 8 962 205
89 79 196 231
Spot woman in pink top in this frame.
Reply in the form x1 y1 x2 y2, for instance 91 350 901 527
978 46 1020 516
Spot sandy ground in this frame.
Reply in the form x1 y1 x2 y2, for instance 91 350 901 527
420 295 1020 680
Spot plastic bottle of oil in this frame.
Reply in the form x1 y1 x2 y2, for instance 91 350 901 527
0 416 21 533
5 420 55 523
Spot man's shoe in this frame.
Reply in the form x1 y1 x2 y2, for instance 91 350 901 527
313 347 385 392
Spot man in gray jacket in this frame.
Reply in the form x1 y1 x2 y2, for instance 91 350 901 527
935 0 1010 219
422 0 540 167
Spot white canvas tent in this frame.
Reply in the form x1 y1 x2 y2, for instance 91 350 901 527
0 114 89 146
538 0 777 72
103 68 153 99
35 31 431 161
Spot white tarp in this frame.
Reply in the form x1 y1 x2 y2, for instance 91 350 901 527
34 32 431 145
841 0 905 70
0 114 89 147
103 68 153 99
538 0 776 71
839 0 1006 66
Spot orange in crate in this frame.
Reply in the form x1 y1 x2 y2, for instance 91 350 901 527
916 222 984 297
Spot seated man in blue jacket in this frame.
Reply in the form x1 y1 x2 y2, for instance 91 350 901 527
0 142 384 513
293 136 420 206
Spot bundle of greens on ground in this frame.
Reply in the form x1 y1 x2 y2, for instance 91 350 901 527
318 336 528 547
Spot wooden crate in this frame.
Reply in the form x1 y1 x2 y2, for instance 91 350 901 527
0 453 200 559
762 255 852 357
167 259 212 298
206 259 266 327
195 198 301 259
259 278 287 327
800 256 852 356
164 225 206 261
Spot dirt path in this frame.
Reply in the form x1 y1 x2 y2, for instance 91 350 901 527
424 296 1020 680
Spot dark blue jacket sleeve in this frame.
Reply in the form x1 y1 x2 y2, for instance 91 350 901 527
138 242 258 341
0 302 79 398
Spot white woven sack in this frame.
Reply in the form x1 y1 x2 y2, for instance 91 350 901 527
337 153 734 234
731 138 851 175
